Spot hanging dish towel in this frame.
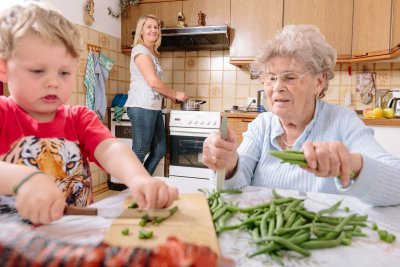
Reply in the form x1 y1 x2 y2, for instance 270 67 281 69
356 67 376 105
113 106 125 122
93 53 114 120
84 50 96 110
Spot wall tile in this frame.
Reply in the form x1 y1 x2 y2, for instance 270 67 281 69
186 57 197 70
109 36 118 51
198 71 210 84
162 71 173 83
160 57 173 70
211 56 224 70
186 51 197 57
185 84 197 97
237 69 251 84
185 71 197 84
209 98 222 111
223 56 237 71
392 70 400 86
210 71 223 84
198 57 211 70
173 71 184 83
198 84 209 97
173 58 185 70
236 84 250 98
173 51 185 58
223 98 236 110
210 85 222 98
198 50 210 57
223 71 236 84
117 67 125 81
88 29 100 46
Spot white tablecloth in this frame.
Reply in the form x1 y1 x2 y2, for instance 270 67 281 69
15 187 400 267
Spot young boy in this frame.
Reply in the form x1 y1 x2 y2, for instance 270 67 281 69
0 1 178 225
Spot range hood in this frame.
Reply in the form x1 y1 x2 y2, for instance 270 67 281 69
132 25 230 51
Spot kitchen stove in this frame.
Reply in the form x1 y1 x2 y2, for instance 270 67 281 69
168 110 220 191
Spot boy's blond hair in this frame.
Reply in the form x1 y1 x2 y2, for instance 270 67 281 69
0 1 82 60
133 14 161 54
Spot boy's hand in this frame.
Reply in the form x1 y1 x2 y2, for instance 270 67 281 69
127 175 179 209
15 172 66 224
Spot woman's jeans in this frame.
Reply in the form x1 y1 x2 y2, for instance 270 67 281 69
127 107 166 175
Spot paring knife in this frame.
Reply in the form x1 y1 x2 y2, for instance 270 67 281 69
64 206 171 219
215 114 228 190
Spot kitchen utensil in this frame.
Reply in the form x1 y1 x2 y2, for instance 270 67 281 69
64 206 171 219
179 99 206 111
257 89 267 112
215 114 228 190
388 97 400 117
103 193 220 255
344 66 352 106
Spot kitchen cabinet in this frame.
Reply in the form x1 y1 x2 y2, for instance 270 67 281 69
121 1 183 53
352 0 392 58
227 116 254 146
370 126 400 156
182 0 230 27
392 0 400 52
283 0 353 59
229 0 283 64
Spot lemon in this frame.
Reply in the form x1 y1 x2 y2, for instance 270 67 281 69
370 107 383 119
383 108 395 119
371 107 383 119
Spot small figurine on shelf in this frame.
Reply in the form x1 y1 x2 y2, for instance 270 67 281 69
198 11 205 26
177 12 186 27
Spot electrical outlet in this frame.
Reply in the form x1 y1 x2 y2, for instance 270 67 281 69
247 97 257 106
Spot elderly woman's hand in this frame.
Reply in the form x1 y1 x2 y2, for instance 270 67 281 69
202 128 239 177
301 141 363 187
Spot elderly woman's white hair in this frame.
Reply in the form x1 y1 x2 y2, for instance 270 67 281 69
253 24 337 98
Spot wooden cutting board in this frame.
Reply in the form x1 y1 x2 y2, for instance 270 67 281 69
103 193 220 255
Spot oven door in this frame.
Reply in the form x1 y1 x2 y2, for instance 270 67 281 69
169 127 216 179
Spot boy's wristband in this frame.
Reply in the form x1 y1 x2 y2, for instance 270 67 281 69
13 171 43 195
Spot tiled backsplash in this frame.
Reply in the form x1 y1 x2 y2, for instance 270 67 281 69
2 23 400 190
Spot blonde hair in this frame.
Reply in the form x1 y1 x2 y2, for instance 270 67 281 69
253 25 337 97
0 1 82 60
133 14 161 54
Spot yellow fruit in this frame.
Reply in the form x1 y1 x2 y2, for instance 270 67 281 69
371 107 383 119
363 108 373 118
383 108 395 119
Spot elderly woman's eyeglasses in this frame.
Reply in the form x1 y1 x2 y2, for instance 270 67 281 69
261 70 313 86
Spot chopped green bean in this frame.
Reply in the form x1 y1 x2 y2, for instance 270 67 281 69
121 227 130 236
138 229 153 239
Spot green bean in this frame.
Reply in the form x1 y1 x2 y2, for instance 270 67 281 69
260 209 270 238
212 206 228 221
139 214 149 227
225 197 294 213
252 227 260 241
372 223 378 231
270 252 284 266
269 150 306 161
283 212 297 228
217 211 235 228
272 188 284 199
121 227 130 236
283 199 303 220
127 201 138 209
300 232 345 250
210 197 219 211
378 230 396 243
275 206 283 231
255 236 311 257
138 229 153 239
151 206 178 225
281 159 308 167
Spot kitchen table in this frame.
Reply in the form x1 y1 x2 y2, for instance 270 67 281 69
3 186 400 267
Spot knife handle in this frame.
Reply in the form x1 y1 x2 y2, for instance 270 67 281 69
64 206 97 216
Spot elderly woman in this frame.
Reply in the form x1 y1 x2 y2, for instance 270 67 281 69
202 25 400 206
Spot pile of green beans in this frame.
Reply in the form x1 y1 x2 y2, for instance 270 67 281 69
203 188 394 265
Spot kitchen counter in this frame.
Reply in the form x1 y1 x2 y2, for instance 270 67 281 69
223 112 400 126
10 186 399 266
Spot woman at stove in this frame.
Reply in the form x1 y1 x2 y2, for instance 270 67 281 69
126 14 187 175
202 24 400 206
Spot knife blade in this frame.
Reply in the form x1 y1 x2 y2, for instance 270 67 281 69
215 114 228 190
64 206 171 219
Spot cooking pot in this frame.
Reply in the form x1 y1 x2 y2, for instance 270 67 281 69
180 100 206 111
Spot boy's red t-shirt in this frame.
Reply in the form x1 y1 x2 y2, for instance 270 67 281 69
0 96 114 206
